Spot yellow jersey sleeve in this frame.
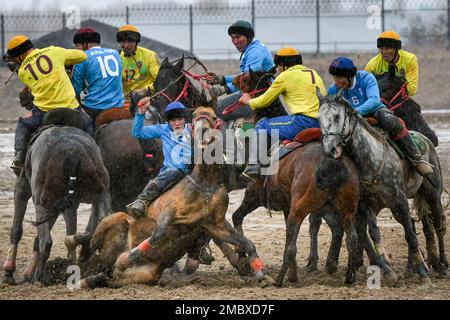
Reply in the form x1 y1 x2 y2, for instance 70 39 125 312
62 48 87 65
18 46 80 112
364 50 418 96
121 46 161 99
249 65 324 118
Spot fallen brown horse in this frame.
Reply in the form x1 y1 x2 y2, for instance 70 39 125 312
74 106 274 288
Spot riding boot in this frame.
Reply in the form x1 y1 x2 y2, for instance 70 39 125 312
11 122 33 176
126 181 162 219
241 131 267 181
397 134 434 177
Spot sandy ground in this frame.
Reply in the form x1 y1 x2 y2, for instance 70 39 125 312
0 113 449 300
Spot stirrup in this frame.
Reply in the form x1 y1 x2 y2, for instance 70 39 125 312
126 199 148 219
10 160 23 177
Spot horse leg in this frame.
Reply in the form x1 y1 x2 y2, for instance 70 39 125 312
62 201 79 264
391 198 430 284
31 207 58 283
3 174 32 284
366 210 388 265
344 218 359 284
212 238 239 269
231 183 260 236
204 220 275 288
306 212 322 273
322 210 344 275
283 210 298 283
22 236 39 283
276 211 303 287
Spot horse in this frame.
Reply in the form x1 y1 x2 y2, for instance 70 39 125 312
74 106 274 288
318 91 446 284
2 109 111 284
226 70 361 286
376 72 438 147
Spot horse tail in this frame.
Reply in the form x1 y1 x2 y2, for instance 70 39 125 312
54 149 81 213
90 212 133 267
315 156 349 190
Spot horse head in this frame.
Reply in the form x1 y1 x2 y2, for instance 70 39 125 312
318 90 357 159
375 72 405 103
192 106 222 152
231 67 275 94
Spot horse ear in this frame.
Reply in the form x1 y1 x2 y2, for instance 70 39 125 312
175 54 184 70
248 66 254 76
161 57 169 66
316 86 324 102
268 66 277 75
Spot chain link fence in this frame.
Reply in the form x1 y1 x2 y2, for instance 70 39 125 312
1 0 449 60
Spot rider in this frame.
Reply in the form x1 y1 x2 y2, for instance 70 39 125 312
72 28 124 128
329 57 433 176
239 47 326 179
126 99 192 218
206 20 274 118
3 35 88 175
117 25 160 106
365 31 418 97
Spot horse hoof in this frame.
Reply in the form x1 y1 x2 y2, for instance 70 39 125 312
384 271 398 287
306 260 318 273
326 261 338 275
419 277 434 288
64 235 77 251
237 257 252 276
23 267 35 283
259 275 276 288
184 258 200 275
84 272 109 289
1 272 16 286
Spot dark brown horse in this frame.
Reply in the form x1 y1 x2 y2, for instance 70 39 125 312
376 72 438 147
75 106 274 288
2 110 111 284
228 70 361 286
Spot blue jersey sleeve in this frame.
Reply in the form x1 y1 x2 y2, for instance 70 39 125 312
355 73 382 116
72 61 87 97
132 113 164 139
327 84 338 95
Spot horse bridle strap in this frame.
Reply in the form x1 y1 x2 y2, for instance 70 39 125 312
321 105 357 146
192 114 223 130
382 82 410 111
185 175 225 214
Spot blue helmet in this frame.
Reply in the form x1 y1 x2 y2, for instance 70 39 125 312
329 57 357 78
164 102 187 121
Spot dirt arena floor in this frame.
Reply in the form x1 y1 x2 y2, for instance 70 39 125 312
0 50 450 300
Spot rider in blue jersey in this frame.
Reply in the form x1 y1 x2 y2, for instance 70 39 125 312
327 57 433 176
71 28 124 129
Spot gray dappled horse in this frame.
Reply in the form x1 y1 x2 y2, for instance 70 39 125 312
376 72 438 147
2 110 111 284
316 91 446 284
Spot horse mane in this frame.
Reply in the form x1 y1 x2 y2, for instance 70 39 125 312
321 94 386 143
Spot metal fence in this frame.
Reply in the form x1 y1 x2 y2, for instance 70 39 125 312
1 0 449 60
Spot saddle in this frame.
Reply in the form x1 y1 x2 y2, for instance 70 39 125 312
271 128 322 162
95 107 132 127
42 108 88 130
364 117 427 158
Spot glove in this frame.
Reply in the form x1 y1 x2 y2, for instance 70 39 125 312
206 72 226 85
210 85 229 97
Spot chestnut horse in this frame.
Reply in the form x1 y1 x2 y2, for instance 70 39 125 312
228 70 361 286
75 106 274 288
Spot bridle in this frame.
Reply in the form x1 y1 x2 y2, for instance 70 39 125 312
381 81 409 111
320 100 357 148
222 72 271 115
192 113 223 131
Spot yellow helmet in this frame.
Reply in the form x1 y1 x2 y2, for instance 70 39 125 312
117 25 141 43
377 30 401 49
274 47 302 67
6 35 33 58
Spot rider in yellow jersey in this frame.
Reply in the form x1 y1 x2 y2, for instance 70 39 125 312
117 25 160 104
365 31 418 97
3 35 87 175
239 47 326 179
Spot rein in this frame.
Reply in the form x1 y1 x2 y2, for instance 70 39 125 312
381 82 410 111
222 73 270 115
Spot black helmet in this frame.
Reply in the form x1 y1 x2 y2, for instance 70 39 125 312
73 27 101 44
228 20 255 39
